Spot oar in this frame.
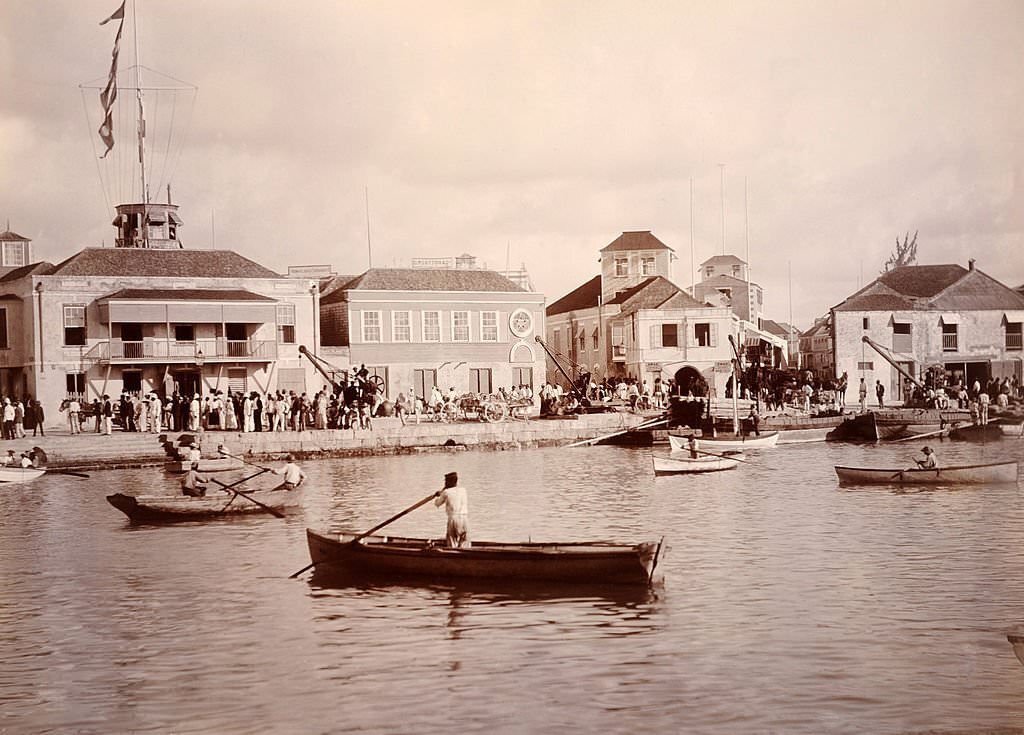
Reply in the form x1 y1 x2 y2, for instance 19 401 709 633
890 427 947 443
691 447 757 465
208 470 285 519
46 469 91 479
218 449 274 473
288 488 442 578
566 417 669 448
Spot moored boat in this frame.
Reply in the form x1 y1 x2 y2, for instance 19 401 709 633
1009 634 1024 667
834 461 1018 486
107 486 303 521
305 529 663 586
948 423 1004 442
0 466 46 483
165 456 245 473
997 420 1024 437
827 412 908 442
668 431 778 452
653 451 742 474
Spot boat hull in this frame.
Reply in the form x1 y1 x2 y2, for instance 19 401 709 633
668 431 778 452
107 487 303 521
835 461 1018 485
999 421 1024 437
1009 634 1024 668
0 466 45 483
653 452 740 474
306 529 661 586
948 423 1004 441
827 412 908 442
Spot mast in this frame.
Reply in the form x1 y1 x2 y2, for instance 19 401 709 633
131 0 149 247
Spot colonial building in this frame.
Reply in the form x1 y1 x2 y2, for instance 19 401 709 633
317 268 545 403
0 227 33 277
799 316 834 378
831 260 1024 401
0 210 319 418
546 231 786 396
691 254 764 324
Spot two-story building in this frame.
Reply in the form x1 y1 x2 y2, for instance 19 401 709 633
831 259 1024 401
691 254 764 324
799 316 834 379
0 203 319 419
317 268 546 403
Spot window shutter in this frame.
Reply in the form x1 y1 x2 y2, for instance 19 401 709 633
686 323 697 347
710 323 719 348
649 324 661 348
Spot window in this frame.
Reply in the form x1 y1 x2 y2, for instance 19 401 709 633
226 323 248 356
66 372 86 395
0 307 7 349
1007 322 1022 351
3 242 25 267
276 304 296 344
641 257 656 275
892 322 912 353
732 265 741 277
513 367 533 390
578 328 586 353
174 325 195 342
362 311 381 342
941 322 958 352
63 305 86 346
863 317 870 330
695 323 711 347
592 327 599 351
552 328 560 352
413 369 437 401
393 311 411 342
716 288 732 305
615 258 628 276
470 367 492 394
122 369 142 394
228 368 247 395
857 361 874 371
423 311 440 342
452 311 470 342
480 311 497 342
662 323 678 348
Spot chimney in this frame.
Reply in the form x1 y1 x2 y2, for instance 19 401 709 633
968 258 976 271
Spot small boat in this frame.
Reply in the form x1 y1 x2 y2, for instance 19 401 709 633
165 456 245 473
305 529 663 586
776 426 833 444
1009 634 1024 667
653 451 743 474
827 412 908 442
107 486 303 522
834 461 1019 486
997 420 1024 437
668 431 779 452
0 466 46 483
948 423 1004 442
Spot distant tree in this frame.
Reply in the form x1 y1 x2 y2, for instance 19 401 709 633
883 231 918 272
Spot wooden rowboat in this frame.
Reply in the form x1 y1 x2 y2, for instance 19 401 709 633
305 529 663 586
1008 634 1024 667
107 486 303 522
948 423 1003 442
998 421 1024 437
0 466 46 483
653 451 743 474
834 461 1018 486
668 431 778 452
165 456 245 473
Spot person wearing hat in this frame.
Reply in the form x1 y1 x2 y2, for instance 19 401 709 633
2 449 16 466
434 471 469 548
274 454 306 490
181 461 208 497
915 446 937 469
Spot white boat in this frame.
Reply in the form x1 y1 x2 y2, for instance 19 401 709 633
653 451 743 474
0 466 46 483
776 426 832 444
998 421 1024 437
668 431 779 452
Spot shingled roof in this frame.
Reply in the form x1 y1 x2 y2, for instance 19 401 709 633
699 254 745 267
0 261 54 282
49 248 281 278
599 231 673 253
100 288 275 302
609 276 708 313
0 230 30 242
834 263 1024 312
547 276 601 316
321 268 524 305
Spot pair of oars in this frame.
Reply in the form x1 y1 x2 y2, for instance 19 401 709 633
210 450 285 518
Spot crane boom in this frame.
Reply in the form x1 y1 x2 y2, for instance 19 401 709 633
860 336 925 389
533 335 589 406
298 345 347 391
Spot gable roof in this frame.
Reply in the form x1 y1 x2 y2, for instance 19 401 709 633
321 268 525 305
609 276 708 312
49 248 281 279
100 288 275 302
0 261 55 282
547 275 601 316
699 254 745 267
0 230 31 242
600 231 673 253
319 274 359 301
834 263 1024 312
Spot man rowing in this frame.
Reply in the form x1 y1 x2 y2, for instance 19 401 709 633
914 446 938 470
434 471 469 548
274 454 306 490
181 462 208 497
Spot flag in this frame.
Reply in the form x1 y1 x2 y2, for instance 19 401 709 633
97 2 126 158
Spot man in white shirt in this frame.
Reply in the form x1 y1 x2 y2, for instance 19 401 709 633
274 454 306 490
434 471 469 548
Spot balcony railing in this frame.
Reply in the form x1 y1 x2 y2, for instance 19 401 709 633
94 338 278 363
1007 333 1023 351
942 334 958 352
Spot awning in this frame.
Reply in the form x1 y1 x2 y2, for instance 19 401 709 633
1003 311 1024 324
890 316 912 325
939 313 959 324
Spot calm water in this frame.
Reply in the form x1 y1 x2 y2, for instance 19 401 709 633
3 438 1024 734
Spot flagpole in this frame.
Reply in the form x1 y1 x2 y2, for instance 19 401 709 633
132 0 148 247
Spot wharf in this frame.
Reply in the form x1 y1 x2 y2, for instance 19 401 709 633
3 412 652 471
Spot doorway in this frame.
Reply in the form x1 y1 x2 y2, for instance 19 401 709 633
174 369 203 398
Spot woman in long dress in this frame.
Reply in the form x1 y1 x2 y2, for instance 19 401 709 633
224 393 237 431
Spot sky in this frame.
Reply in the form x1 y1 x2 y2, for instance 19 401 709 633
1 0 1022 329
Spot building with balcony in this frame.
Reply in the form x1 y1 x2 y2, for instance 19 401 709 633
318 268 545 402
0 237 319 416
831 259 1024 401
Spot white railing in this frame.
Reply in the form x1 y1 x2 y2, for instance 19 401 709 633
942 334 958 351
106 338 278 361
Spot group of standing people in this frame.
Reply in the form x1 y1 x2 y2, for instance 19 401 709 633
1 397 45 440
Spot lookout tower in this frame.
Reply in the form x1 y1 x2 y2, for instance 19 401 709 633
113 201 183 249
0 226 33 275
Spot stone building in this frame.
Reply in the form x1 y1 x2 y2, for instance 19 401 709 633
691 254 764 324
831 260 1024 401
317 268 546 403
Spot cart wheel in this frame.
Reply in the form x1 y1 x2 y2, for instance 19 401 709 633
369 374 386 395
483 401 506 423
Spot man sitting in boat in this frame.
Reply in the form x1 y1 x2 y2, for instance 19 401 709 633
434 471 469 548
181 462 208 497
687 435 699 459
274 454 306 490
1 449 16 466
915 446 938 470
